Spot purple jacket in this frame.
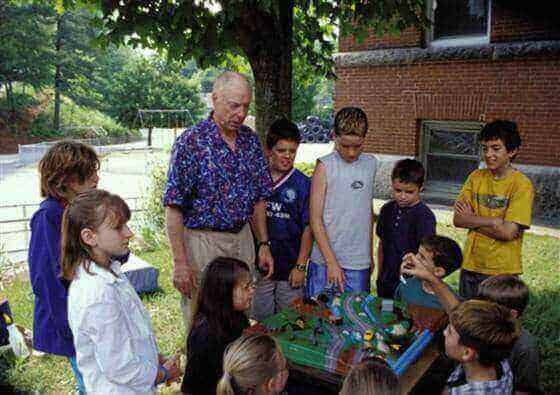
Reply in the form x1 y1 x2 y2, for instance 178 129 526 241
27 197 130 356
28 197 75 356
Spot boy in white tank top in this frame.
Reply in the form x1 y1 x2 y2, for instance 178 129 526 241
307 107 378 298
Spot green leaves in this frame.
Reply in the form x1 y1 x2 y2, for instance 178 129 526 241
0 2 54 93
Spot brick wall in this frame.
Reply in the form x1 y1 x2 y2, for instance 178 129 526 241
334 59 560 166
338 3 560 52
339 27 422 52
335 3 560 167
491 5 560 42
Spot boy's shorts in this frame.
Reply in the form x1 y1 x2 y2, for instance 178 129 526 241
459 269 492 299
305 261 370 299
252 277 303 321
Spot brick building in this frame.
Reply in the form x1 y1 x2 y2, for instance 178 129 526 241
334 1 560 223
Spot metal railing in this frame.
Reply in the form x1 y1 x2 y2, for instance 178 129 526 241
0 197 143 265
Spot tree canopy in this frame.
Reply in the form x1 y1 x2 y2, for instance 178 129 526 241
0 2 53 111
90 0 427 136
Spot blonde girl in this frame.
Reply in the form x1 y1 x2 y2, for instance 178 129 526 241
61 189 180 394
339 357 400 395
217 333 288 395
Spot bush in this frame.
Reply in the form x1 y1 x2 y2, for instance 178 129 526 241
138 157 170 250
295 162 315 177
30 95 136 139
0 90 39 110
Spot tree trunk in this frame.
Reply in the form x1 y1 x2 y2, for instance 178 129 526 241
239 1 293 142
54 13 63 131
6 81 14 112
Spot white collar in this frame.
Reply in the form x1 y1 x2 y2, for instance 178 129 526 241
82 260 123 284
273 168 296 190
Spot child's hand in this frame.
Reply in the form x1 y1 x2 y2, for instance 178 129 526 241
454 200 474 215
258 247 275 279
162 354 182 385
400 255 434 281
289 267 306 288
327 261 345 292
399 253 415 276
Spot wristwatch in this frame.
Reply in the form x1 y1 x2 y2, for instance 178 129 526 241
257 240 272 250
295 262 307 272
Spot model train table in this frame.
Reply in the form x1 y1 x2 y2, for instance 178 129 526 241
247 292 447 393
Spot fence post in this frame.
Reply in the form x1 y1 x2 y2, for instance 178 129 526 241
22 205 29 249
148 127 153 147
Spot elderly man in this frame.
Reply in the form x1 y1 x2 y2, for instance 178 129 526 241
163 72 274 329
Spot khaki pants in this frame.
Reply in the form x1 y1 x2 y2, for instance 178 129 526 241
180 224 255 332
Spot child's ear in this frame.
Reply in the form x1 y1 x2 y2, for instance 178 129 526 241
64 175 78 192
419 184 425 193
510 309 520 319
262 377 275 394
507 148 518 160
462 346 477 363
80 228 97 248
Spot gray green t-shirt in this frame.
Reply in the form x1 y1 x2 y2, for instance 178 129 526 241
310 151 378 270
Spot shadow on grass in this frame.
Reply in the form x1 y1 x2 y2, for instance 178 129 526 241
523 289 560 395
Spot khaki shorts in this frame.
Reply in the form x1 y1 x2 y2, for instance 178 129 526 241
179 224 255 332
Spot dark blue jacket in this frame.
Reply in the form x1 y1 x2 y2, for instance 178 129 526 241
267 169 311 281
28 197 75 356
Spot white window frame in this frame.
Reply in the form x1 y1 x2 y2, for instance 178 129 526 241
427 0 492 48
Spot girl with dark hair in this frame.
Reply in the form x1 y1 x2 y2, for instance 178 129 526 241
62 189 181 394
182 257 255 395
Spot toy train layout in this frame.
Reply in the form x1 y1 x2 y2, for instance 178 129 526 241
248 291 446 377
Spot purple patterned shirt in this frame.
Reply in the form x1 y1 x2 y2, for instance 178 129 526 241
163 114 273 231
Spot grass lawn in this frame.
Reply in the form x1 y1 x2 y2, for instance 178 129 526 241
1 224 559 393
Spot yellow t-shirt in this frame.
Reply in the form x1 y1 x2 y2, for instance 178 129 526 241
458 169 534 275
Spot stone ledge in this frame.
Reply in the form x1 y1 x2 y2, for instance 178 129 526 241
371 154 560 227
335 40 560 68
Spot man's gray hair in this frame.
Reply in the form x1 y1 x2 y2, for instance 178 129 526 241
212 71 251 95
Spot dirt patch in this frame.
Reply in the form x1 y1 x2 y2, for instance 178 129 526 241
0 93 53 154
0 130 50 154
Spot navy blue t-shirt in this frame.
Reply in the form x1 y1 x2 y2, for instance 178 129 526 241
267 168 311 281
376 200 436 298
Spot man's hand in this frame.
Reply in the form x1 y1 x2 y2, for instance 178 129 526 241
327 261 345 292
289 266 306 288
173 261 199 298
258 246 274 279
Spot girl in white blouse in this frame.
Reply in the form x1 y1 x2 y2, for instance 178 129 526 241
61 189 181 394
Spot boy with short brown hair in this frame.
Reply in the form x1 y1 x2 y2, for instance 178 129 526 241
478 275 542 395
396 235 462 310
443 300 520 394
454 120 534 299
307 107 378 297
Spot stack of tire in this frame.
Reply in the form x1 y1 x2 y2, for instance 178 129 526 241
297 115 333 143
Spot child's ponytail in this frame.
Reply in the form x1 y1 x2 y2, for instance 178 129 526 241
216 371 236 395
216 334 282 395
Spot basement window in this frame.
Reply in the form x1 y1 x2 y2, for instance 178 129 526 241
420 120 483 193
428 0 491 47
